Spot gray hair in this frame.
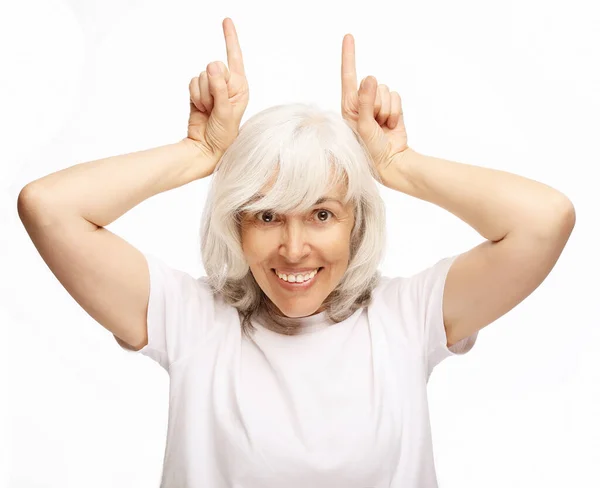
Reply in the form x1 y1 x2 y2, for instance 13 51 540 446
200 102 387 338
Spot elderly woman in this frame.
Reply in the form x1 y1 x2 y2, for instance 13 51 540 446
18 18 575 488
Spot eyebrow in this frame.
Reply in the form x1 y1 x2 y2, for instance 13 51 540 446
314 196 343 206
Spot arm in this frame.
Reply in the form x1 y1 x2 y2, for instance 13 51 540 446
384 148 574 242
17 17 249 352
19 138 208 229
339 34 575 348
385 149 575 347
17 139 213 350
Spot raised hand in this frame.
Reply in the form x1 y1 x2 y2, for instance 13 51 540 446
187 17 249 174
340 34 409 174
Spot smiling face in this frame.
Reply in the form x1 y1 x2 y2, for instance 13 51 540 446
240 179 355 319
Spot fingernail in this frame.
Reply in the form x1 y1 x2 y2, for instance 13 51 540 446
208 63 220 76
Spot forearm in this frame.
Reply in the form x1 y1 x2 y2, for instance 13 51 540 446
19 138 210 228
382 148 574 242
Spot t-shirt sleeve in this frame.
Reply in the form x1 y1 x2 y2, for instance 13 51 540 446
113 252 219 373
407 255 478 380
377 255 478 382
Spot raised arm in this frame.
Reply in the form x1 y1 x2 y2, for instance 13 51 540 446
17 17 249 351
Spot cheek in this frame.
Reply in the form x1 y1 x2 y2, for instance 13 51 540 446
240 228 256 260
329 227 352 251
241 229 274 263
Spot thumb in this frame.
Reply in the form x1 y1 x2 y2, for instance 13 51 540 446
357 76 380 143
207 63 232 121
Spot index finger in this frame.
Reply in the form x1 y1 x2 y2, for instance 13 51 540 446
341 34 357 96
222 17 246 76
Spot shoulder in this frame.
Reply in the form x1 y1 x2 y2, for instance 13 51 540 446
370 256 459 310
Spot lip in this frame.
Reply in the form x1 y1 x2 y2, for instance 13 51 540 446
271 267 323 291
273 267 321 274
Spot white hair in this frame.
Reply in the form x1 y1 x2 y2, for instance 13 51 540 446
200 102 387 337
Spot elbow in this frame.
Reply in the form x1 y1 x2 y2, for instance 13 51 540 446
552 196 576 233
17 184 55 227
17 184 40 222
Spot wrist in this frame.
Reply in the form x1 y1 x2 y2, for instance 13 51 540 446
378 147 418 193
178 138 220 180
393 147 419 174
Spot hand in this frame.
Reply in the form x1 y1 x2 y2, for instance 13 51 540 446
186 17 249 174
341 34 409 176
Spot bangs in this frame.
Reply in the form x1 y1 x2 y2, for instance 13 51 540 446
234 111 365 218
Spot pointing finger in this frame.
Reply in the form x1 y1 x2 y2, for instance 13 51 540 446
222 17 246 76
341 34 357 97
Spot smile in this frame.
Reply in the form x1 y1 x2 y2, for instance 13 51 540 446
271 268 323 290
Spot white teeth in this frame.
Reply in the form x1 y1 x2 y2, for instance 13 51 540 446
275 268 318 283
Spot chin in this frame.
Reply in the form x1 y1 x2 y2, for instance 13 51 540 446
273 302 323 318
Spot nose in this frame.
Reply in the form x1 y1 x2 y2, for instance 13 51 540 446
279 219 310 262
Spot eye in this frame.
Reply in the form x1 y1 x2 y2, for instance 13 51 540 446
254 209 334 224
314 209 334 222
256 210 277 223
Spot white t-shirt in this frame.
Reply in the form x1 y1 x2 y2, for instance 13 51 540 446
116 253 477 488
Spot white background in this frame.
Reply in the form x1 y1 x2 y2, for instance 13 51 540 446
1 0 598 486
